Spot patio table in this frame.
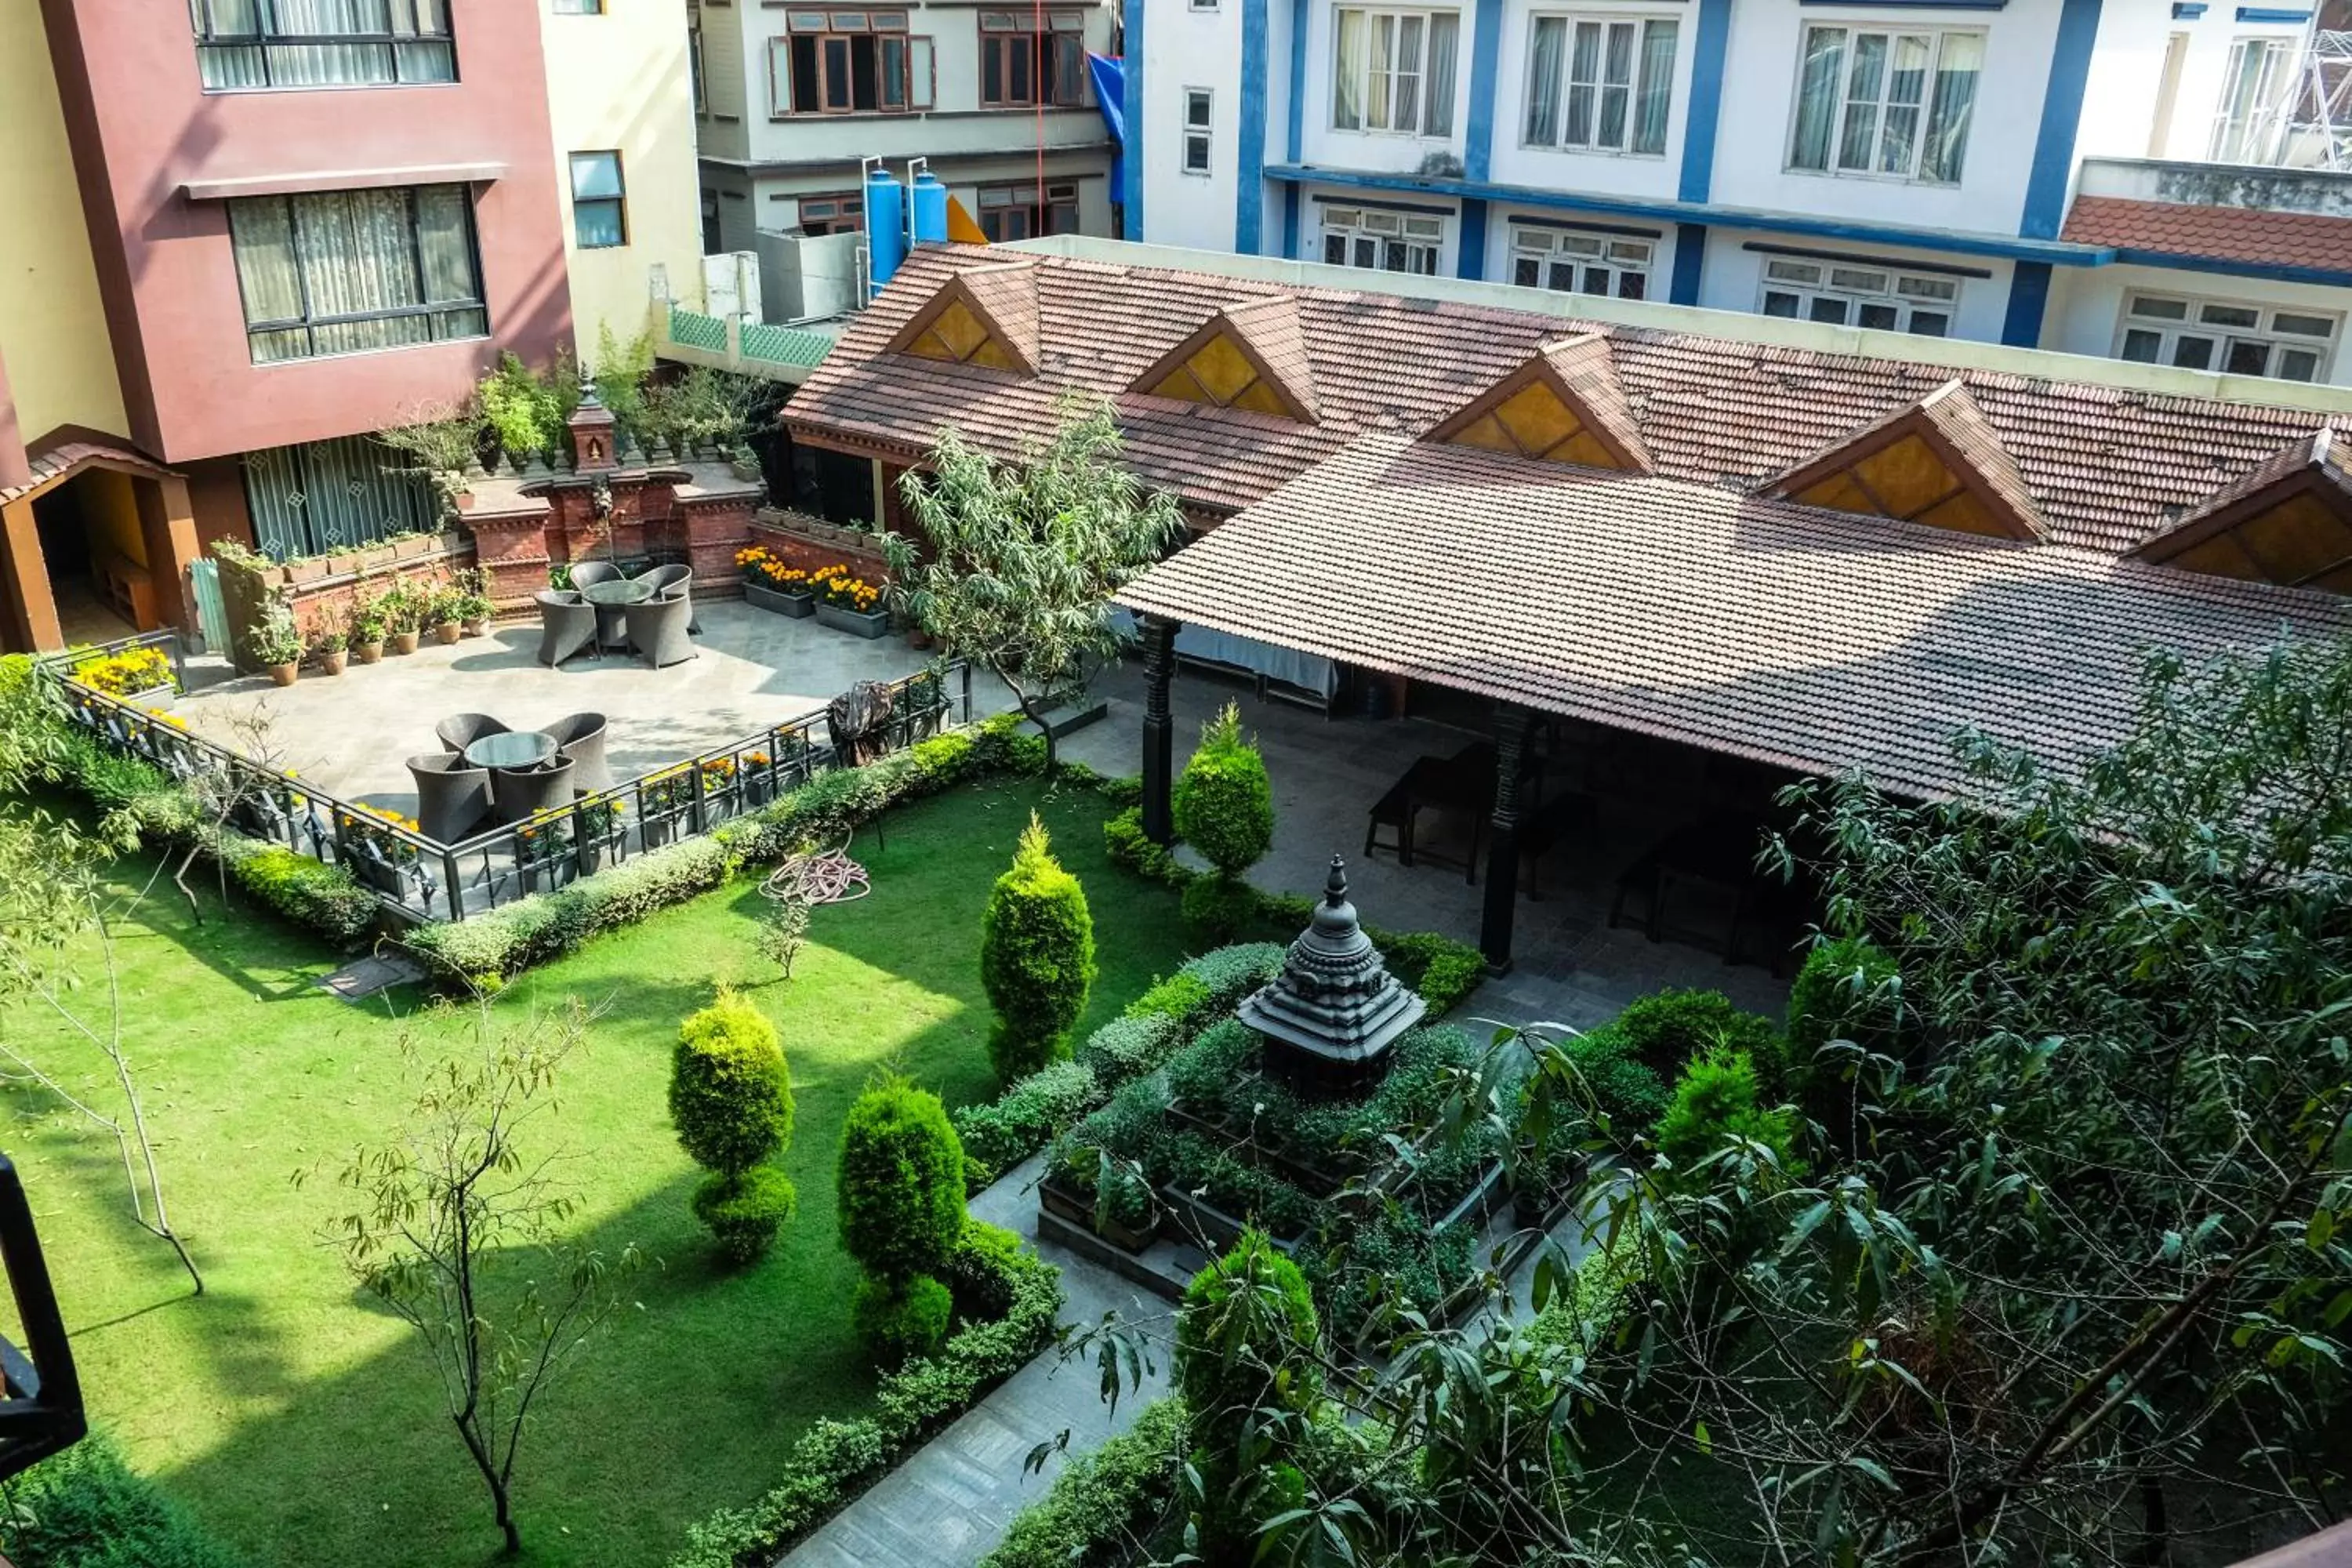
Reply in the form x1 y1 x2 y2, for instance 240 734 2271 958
464 731 557 771
1363 742 1497 884
1609 814 1774 962
581 577 652 650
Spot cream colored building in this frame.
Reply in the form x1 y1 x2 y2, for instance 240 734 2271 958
540 0 707 358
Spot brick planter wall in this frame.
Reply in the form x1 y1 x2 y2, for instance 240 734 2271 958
216 540 477 672
750 509 891 584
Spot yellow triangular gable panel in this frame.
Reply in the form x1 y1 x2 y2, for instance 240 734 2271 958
946 195 989 245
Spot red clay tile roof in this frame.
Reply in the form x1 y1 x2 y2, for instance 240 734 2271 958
1762 379 2048 540
955 260 1043 370
2062 194 2352 274
1115 434 2352 798
1130 295 1322 420
0 440 178 509
788 246 2352 555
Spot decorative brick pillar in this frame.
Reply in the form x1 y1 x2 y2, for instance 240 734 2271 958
677 474 764 596
463 497 554 614
636 473 684 561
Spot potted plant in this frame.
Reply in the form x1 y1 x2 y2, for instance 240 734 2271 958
249 590 303 687
1038 1136 1098 1229
349 590 387 664
452 567 494 635
1094 1160 1160 1254
283 551 330 586
314 625 348 677
738 546 815 617
382 583 423 655
428 582 466 644
70 645 178 706
810 563 888 638
575 797 624 871
390 530 435 563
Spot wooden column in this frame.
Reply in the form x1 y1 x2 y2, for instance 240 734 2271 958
1479 703 1534 971
1140 614 1180 844
136 474 201 635
0 496 61 652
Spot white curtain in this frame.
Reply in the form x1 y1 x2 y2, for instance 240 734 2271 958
1524 16 1562 145
230 186 480 361
1790 27 1843 171
1564 20 1599 146
1632 19 1675 154
1424 12 1457 136
1921 33 1980 182
1334 9 1364 129
198 0 452 87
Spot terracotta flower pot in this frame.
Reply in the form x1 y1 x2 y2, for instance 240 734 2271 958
266 662 298 688
434 621 462 644
391 630 421 655
354 640 385 665
461 617 490 637
321 649 347 676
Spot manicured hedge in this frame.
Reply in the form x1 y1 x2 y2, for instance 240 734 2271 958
975 1399 1186 1568
1 1432 244 1568
666 1224 1063 1568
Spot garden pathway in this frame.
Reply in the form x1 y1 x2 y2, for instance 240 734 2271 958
777 1153 1174 1568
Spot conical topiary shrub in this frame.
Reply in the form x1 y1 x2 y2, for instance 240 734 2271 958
1172 703 1274 939
978 812 1097 1083
669 989 797 1262
838 1076 968 1366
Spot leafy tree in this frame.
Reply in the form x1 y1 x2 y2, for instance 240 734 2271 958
322 1004 639 1555
838 1076 967 1363
886 398 1185 768
978 813 1096 1083
669 989 797 1261
1173 1232 1326 1560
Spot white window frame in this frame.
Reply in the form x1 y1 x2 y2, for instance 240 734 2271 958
1508 223 1653 299
1331 5 1460 137
1318 205 1445 275
1182 87 1214 174
1190 0 1218 12
1520 13 1678 157
1785 24 1983 185
2209 35 2298 164
2114 292 2338 383
1755 257 1959 337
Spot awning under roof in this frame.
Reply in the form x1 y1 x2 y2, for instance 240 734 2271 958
1115 434 2352 800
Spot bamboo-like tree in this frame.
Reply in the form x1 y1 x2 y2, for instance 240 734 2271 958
885 397 1185 769
320 1003 640 1556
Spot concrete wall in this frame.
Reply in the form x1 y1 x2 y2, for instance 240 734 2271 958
1697 227 2017 344
543 0 706 354
1142 0 1243 251
0 0 129 465
42 0 574 464
1486 0 1696 199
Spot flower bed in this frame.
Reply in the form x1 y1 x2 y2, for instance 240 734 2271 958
71 644 177 699
665 1222 1063 1568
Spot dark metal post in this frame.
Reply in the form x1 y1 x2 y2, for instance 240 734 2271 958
0 1155 85 1479
1479 704 1533 972
690 758 708 835
441 849 463 921
1140 615 1179 844
959 659 973 724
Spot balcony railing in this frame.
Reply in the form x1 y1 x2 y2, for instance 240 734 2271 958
47 634 970 926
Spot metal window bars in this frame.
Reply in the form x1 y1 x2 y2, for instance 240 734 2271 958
45 634 970 925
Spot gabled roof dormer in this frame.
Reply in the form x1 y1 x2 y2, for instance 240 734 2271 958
1425 333 1651 472
1131 296 1319 420
2134 429 2352 593
886 260 1040 375
1760 380 2045 542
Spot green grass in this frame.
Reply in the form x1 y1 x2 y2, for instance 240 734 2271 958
0 776 1199 1568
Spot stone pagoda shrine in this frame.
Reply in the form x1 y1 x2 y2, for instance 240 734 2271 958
1239 855 1426 1091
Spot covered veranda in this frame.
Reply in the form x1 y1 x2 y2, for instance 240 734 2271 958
1108 434 2352 1002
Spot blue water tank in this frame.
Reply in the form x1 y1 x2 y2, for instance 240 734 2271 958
909 171 949 247
866 168 906 297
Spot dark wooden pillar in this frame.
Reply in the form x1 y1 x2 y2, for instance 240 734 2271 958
1479 703 1534 971
1140 613 1180 844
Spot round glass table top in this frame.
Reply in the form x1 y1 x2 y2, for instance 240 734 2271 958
464 731 557 770
580 579 654 607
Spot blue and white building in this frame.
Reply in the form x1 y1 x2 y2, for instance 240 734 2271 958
1127 0 2352 383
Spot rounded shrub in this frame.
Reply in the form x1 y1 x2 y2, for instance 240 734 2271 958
691 1166 800 1265
1171 703 1275 878
1655 1047 1802 1183
1174 1230 1323 1434
979 813 1098 1083
1614 988 1790 1089
669 989 794 1176
838 1076 969 1283
1179 873 1258 942
853 1272 954 1370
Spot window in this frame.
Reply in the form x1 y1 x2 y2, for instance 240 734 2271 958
797 192 865 235
570 152 627 249
552 0 604 12
2210 37 2297 163
1192 0 1218 9
1332 7 1459 136
1183 89 1214 173
1523 15 1675 154
243 436 441 558
691 23 707 113
979 11 1087 107
227 184 487 364
768 12 932 114
1788 25 1981 183
977 182 1080 241
1509 224 1653 299
193 0 455 90
1757 258 1956 336
1319 205 1443 274
2115 293 2337 382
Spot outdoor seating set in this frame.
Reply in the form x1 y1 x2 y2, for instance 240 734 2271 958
535 561 699 670
405 712 611 844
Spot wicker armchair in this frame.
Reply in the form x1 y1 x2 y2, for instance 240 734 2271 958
407 753 491 844
535 590 597 667
542 712 610 795
638 564 699 633
566 560 620 593
435 712 511 756
491 755 576 825
625 592 696 669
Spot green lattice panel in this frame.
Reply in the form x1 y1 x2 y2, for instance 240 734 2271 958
739 321 834 369
668 306 728 351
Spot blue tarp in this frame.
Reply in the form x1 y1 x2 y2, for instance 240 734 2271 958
1087 52 1126 207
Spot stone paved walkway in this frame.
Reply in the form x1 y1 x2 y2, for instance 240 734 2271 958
778 1155 1174 1568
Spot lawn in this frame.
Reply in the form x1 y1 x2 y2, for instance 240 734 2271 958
0 775 1197 1568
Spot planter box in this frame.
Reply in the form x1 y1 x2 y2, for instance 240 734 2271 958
746 583 815 618
1098 1209 1160 1254
124 684 176 711
815 602 889 639
1039 1176 1094 1229
392 535 434 561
